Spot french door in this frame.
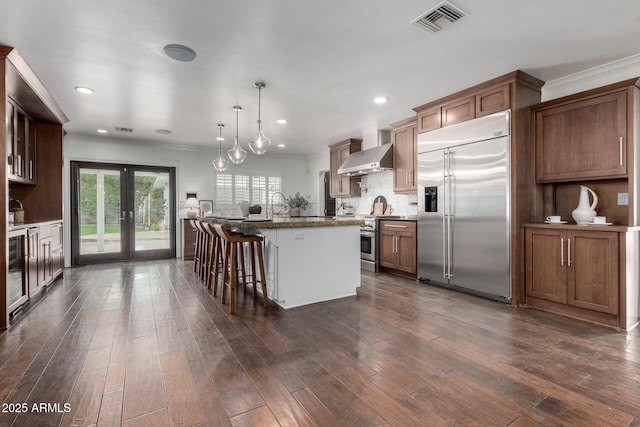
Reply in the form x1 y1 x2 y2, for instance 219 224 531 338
71 161 176 265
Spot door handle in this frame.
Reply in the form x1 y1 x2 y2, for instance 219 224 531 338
120 210 127 222
620 137 624 166
560 238 564 266
567 238 571 267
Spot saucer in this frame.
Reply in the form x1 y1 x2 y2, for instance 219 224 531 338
588 222 613 226
544 220 567 224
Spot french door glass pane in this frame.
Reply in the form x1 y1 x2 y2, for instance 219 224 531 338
133 170 170 252
79 168 122 255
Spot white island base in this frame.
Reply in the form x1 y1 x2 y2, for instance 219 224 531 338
259 225 361 309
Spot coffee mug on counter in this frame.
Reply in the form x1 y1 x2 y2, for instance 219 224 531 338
546 215 561 223
589 216 607 224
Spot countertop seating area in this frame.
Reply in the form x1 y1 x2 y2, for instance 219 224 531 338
191 219 269 313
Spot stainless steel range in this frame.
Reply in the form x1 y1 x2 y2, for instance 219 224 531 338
360 218 377 271
360 215 403 272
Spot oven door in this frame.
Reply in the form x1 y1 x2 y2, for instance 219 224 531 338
360 230 376 261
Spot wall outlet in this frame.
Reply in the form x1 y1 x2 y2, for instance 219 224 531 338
294 232 304 240
618 192 629 206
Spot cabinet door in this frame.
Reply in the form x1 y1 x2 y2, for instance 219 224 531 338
27 228 40 297
396 231 417 274
417 107 441 133
442 96 475 127
329 147 342 196
40 236 53 285
525 228 567 304
393 124 416 193
476 84 510 118
378 229 397 269
183 219 197 260
567 231 618 314
535 91 627 182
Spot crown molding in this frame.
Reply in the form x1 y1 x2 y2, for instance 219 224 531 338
542 53 640 101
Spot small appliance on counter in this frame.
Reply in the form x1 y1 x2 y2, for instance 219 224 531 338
9 198 24 223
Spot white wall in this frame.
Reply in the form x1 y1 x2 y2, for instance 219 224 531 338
63 133 311 259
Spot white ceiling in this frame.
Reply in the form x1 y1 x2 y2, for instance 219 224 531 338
1 0 639 157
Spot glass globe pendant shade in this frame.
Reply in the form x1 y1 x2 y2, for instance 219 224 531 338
227 105 247 164
212 123 229 172
228 137 247 164
248 81 271 155
212 154 229 172
248 125 271 155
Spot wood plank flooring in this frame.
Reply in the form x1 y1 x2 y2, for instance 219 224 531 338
1 259 640 426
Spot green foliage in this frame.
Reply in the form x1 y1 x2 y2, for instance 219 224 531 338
286 192 310 210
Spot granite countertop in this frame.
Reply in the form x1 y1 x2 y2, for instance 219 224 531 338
8 219 63 232
202 216 363 229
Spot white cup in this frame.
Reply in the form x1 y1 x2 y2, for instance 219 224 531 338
546 215 561 223
590 216 607 224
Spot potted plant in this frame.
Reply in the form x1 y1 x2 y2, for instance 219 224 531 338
286 192 310 217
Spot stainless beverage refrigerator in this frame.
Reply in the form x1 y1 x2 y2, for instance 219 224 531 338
417 110 511 302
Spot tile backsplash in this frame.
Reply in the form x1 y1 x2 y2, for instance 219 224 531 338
337 171 417 217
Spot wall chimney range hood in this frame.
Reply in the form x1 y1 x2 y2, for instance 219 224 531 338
338 130 393 176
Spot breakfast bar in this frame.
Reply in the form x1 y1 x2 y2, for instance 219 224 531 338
203 217 363 308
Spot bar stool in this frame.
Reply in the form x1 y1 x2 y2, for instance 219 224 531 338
213 223 269 314
194 220 210 281
190 219 203 276
201 222 222 293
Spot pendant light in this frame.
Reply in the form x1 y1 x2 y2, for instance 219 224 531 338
212 124 229 172
227 105 247 164
248 81 271 155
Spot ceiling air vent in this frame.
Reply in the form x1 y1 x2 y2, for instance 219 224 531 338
412 1 468 33
115 127 133 133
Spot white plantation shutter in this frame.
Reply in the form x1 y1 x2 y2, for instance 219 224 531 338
216 174 233 204
235 175 250 202
268 176 282 195
252 176 267 205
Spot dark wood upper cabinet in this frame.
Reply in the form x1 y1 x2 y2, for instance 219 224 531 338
328 139 361 198
417 106 441 133
475 84 510 118
442 96 475 127
391 117 417 194
533 89 628 182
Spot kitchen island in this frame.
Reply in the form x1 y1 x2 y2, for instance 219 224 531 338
203 216 363 309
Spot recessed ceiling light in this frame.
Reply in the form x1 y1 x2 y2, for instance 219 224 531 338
75 86 94 94
373 96 388 104
163 44 197 62
277 144 286 148
277 119 288 124
96 129 108 134
155 129 172 135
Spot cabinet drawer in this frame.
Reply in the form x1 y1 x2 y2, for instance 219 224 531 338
379 220 416 232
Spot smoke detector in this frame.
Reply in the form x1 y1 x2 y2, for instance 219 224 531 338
412 1 468 33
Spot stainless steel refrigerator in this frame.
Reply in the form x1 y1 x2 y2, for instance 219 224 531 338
417 110 511 302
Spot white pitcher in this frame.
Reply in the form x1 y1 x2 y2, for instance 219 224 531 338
572 185 598 225
239 201 250 217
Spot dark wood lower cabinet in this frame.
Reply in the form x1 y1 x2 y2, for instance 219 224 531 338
183 219 196 260
525 225 624 328
379 220 416 275
26 221 63 299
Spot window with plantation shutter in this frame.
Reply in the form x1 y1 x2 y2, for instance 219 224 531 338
214 172 283 210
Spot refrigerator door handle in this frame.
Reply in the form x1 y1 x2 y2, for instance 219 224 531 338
447 148 453 279
442 150 448 279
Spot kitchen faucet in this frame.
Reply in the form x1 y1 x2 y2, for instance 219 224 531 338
270 192 286 218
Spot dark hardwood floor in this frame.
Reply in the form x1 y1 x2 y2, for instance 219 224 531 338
1 260 640 426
